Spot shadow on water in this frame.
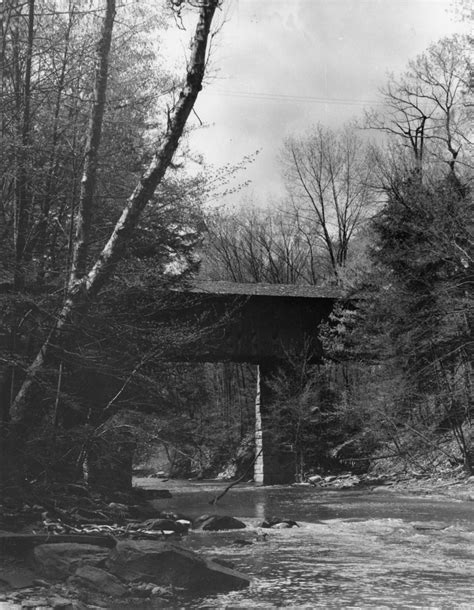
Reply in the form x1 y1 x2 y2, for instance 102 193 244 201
137 479 474 608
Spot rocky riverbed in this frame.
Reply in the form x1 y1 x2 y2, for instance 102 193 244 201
1 471 473 608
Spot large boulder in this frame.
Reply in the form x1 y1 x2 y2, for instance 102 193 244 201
193 514 246 531
68 565 127 597
107 540 250 592
32 543 110 580
0 565 37 589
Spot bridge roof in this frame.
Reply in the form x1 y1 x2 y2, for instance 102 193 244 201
185 280 343 299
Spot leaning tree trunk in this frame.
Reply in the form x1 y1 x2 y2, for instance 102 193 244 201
71 0 115 283
9 0 220 429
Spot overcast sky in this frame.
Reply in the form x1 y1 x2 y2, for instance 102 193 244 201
176 0 467 207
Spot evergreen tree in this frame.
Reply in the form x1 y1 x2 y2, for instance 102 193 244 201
370 172 473 470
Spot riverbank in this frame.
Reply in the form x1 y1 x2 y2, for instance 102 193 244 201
302 468 474 501
371 472 474 501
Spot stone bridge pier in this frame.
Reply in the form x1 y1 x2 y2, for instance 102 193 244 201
254 363 297 485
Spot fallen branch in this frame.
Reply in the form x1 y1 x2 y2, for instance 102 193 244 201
340 453 402 462
209 449 262 505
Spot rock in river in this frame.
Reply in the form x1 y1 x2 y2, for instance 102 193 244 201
193 514 247 531
107 540 251 592
68 565 127 597
143 518 189 534
259 517 299 529
32 543 110 580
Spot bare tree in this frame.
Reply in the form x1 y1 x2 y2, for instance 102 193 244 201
281 124 375 281
367 35 472 175
203 206 324 285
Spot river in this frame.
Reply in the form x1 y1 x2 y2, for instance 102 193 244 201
137 479 474 608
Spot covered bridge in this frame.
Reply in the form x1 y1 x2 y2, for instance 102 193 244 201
163 280 346 484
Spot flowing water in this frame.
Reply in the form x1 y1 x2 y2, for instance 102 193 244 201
139 479 474 608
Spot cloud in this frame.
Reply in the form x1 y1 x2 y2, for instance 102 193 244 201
186 0 465 204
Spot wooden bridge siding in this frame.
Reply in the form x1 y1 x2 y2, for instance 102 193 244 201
167 294 335 364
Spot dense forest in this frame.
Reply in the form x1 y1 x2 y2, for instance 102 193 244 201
0 0 472 500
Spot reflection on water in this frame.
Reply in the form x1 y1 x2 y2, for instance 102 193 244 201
139 479 474 608
254 500 266 521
